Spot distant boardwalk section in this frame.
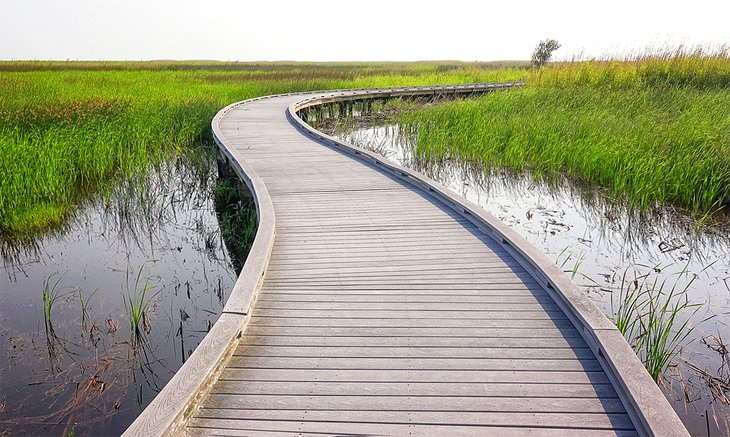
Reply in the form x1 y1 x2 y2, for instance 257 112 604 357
123 85 689 436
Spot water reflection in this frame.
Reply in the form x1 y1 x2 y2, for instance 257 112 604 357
316 116 730 435
349 123 730 259
0 143 249 435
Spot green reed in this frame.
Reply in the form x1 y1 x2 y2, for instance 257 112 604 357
397 48 730 216
0 62 526 237
42 273 69 326
610 264 710 381
123 261 161 344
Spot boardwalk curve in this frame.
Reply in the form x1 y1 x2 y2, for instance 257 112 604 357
123 84 688 436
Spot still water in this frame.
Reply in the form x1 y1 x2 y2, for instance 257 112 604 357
0 146 240 435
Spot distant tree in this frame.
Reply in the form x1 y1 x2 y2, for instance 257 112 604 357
531 39 561 68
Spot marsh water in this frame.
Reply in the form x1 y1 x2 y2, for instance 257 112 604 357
2 103 728 437
0 145 243 435
312 112 730 436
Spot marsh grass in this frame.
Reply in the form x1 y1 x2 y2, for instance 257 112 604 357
0 62 526 238
41 272 74 327
611 264 712 381
123 262 161 345
534 46 730 90
397 48 730 216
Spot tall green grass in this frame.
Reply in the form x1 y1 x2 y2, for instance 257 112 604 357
534 46 730 90
610 265 709 381
398 48 730 215
123 261 161 345
0 62 526 236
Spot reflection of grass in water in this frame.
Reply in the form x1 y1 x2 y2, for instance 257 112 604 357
213 178 257 273
611 264 712 382
77 287 98 329
1 139 221 266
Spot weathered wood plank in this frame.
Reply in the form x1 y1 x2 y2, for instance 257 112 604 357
270 239 503 250
246 309 568 320
210 380 618 398
265 259 524 270
233 345 595 360
247 316 576 329
201 394 626 413
267 254 515 266
262 278 540 286
226 356 603 372
259 282 543 291
242 326 579 337
188 419 638 437
256 292 553 302
238 335 589 349
264 266 527 278
218 368 612 384
262 272 531 282
253 301 560 312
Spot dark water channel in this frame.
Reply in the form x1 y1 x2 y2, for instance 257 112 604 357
311 107 730 436
0 145 245 436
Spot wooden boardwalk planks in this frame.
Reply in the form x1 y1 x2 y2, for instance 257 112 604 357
123 85 688 437
186 92 636 436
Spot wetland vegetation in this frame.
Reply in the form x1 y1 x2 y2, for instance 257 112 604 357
398 48 730 216
0 61 527 238
2 55 729 434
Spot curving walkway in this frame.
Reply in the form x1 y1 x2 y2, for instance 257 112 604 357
123 85 688 436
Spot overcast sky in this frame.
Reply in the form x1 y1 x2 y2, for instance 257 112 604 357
1 0 728 61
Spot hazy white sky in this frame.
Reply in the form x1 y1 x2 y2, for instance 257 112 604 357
1 0 728 61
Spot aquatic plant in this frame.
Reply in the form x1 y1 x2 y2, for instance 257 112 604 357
41 272 73 326
123 261 161 344
78 287 98 328
610 264 710 381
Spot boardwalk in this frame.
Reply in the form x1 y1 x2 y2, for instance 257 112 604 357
124 85 688 436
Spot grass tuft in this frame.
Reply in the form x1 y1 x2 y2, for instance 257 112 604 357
123 261 161 345
610 264 710 381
